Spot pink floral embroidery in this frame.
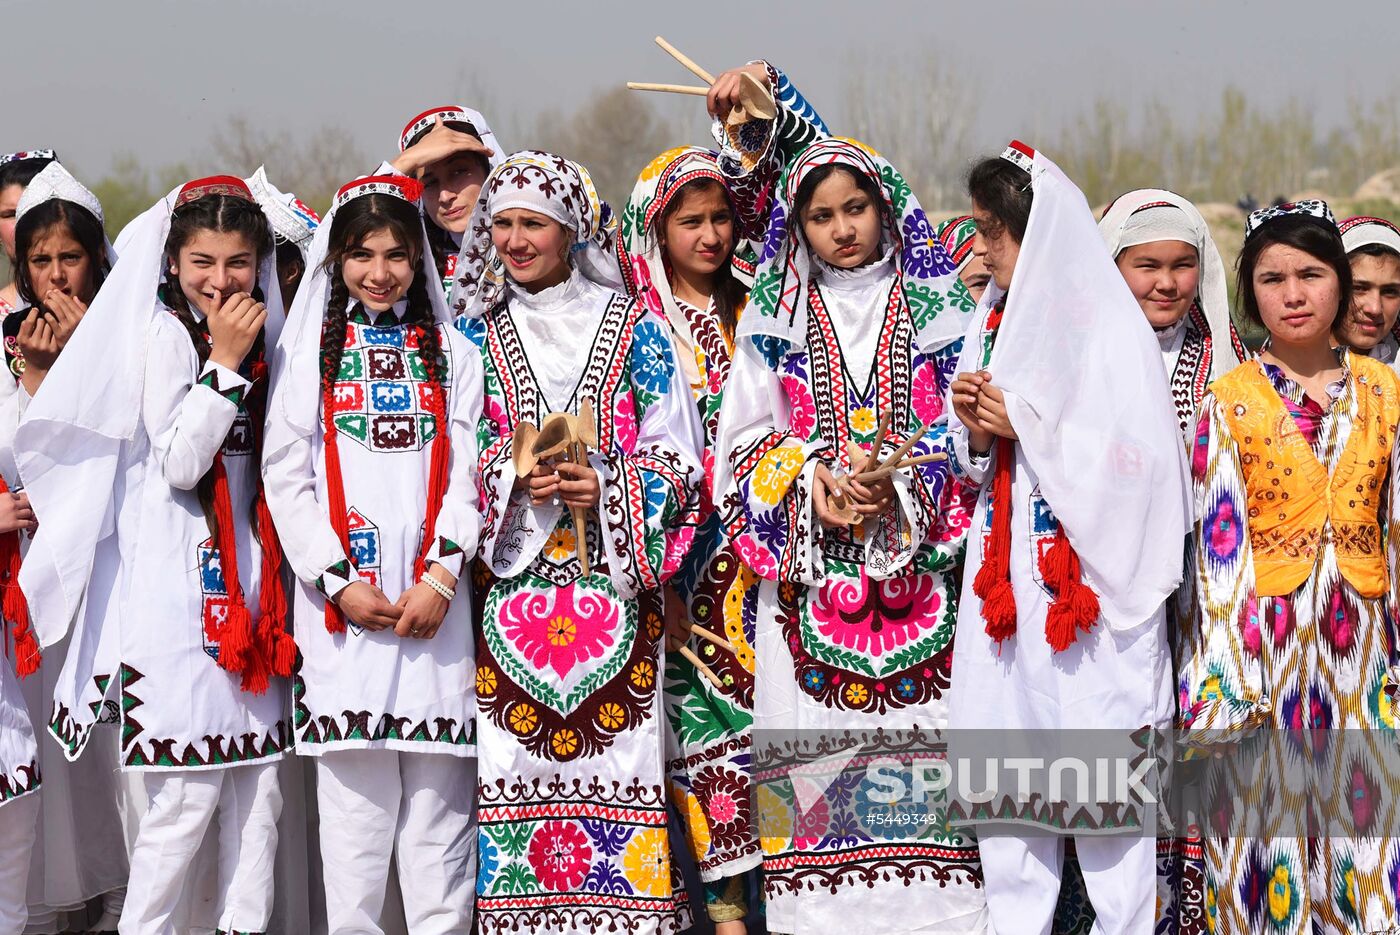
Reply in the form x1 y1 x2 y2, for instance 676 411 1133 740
631 256 667 318
911 364 945 425
527 820 592 892
809 571 941 660
484 396 511 435
783 376 817 439
615 394 638 453
734 532 778 580
501 585 619 680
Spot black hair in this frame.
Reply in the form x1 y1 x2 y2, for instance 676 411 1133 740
1237 216 1352 331
408 119 490 282
966 156 1033 244
792 163 889 231
652 177 747 337
161 192 275 538
14 200 111 306
0 156 55 193
317 193 444 399
1350 242 1400 263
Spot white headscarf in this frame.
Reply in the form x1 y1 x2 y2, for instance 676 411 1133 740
246 166 320 259
1099 189 1237 381
448 151 628 319
268 163 450 442
956 145 1192 632
17 177 285 646
14 161 117 274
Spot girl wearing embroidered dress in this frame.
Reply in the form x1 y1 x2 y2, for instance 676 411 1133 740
392 106 502 296
712 136 985 935
2 161 133 935
946 142 1190 934
15 175 296 935
1178 201 1400 934
1100 189 1249 441
0 151 57 323
621 60 827 934
450 151 702 935
262 169 483 935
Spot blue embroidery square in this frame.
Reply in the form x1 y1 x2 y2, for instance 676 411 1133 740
370 383 413 412
198 545 227 594
349 529 379 567
362 326 405 348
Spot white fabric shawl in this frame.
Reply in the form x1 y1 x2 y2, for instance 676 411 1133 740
1099 188 1236 381
954 148 1192 631
17 183 285 646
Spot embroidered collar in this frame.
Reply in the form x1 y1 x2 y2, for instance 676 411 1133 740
812 244 895 289
348 299 409 327
508 266 590 311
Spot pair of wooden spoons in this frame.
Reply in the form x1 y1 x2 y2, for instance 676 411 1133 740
513 400 599 576
627 36 777 125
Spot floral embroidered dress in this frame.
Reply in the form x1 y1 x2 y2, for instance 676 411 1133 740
715 139 985 934
620 61 828 891
452 151 704 935
1178 351 1400 934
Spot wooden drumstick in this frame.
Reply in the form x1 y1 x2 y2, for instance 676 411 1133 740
654 36 716 85
627 82 710 96
679 645 726 689
689 622 736 653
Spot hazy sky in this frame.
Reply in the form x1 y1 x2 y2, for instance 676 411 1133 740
6 0 1393 181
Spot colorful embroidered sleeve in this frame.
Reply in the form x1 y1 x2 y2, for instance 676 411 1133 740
594 312 704 598
1177 394 1268 750
1386 417 1400 697
717 61 829 245
142 317 249 492
715 336 829 585
422 327 484 581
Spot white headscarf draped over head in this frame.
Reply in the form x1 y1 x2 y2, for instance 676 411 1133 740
17 175 286 646
1099 188 1237 380
955 142 1192 632
16 161 117 266
448 151 629 319
246 166 321 260
268 164 448 441
739 137 975 356
399 105 504 170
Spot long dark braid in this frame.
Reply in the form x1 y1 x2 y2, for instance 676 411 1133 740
319 274 351 396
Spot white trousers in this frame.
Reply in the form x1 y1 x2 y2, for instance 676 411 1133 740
119 762 282 935
978 833 1157 935
315 749 476 935
0 794 38 935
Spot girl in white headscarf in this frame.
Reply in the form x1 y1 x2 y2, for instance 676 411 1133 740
17 174 295 935
947 142 1191 934
1100 189 1247 441
262 168 483 935
452 150 703 935
0 151 58 320
2 160 131 935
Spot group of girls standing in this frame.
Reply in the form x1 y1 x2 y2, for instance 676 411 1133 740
3 54 1400 935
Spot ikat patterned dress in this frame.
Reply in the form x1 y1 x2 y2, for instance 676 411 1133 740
459 272 703 935
1178 351 1400 934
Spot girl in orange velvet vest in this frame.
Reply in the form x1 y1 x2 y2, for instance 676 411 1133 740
1178 200 1400 934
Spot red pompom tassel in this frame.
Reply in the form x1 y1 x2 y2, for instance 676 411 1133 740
1039 527 1100 653
974 437 1018 645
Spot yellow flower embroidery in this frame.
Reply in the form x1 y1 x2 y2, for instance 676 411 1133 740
475 664 498 698
596 702 626 731
545 527 577 562
850 407 876 433
550 728 579 758
631 659 656 690
548 615 578 648
682 792 712 861
844 682 870 707
639 147 689 182
508 702 538 736
756 784 791 856
751 446 806 506
622 828 671 897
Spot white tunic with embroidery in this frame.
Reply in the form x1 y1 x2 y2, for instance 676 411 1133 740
49 304 291 770
263 302 482 757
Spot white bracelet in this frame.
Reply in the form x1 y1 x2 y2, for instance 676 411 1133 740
421 572 456 602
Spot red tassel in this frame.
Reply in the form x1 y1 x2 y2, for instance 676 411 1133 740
209 457 257 679
321 378 350 635
974 437 1018 644
0 473 38 677
1039 526 1100 653
254 499 294 677
413 324 451 580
